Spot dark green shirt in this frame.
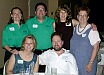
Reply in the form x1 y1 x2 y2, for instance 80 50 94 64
26 16 55 50
2 23 29 47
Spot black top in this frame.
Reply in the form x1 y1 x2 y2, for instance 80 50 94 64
55 22 73 50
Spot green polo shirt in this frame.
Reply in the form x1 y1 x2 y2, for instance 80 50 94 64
26 16 55 50
2 23 29 47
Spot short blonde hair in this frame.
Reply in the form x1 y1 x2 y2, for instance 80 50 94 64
20 35 37 52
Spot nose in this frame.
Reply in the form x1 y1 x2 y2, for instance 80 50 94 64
27 43 32 46
54 42 58 45
16 13 20 16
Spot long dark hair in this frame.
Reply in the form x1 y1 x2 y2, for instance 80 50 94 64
8 7 25 24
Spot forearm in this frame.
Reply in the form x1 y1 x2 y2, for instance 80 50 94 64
90 42 99 63
33 56 39 72
72 19 79 27
4 45 13 52
6 71 13 75
52 22 56 32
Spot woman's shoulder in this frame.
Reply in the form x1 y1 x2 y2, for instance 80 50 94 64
3 24 12 28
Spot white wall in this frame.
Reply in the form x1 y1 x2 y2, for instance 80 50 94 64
48 0 58 18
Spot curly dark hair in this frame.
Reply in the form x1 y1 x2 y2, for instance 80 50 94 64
54 4 72 25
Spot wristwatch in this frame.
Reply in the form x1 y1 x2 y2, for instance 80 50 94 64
89 61 93 64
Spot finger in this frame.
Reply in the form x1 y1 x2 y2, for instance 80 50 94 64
86 67 88 72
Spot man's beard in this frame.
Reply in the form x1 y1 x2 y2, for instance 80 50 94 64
53 46 62 51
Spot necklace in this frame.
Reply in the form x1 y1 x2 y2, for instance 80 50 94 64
78 23 88 33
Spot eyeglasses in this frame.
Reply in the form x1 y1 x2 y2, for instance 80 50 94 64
36 8 45 11
78 15 87 17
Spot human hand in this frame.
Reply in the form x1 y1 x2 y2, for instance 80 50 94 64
12 49 19 54
91 23 97 31
86 62 93 72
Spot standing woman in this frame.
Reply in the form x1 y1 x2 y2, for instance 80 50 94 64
70 6 101 75
2 7 29 63
54 4 79 50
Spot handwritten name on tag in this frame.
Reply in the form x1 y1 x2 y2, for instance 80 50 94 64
33 24 38 28
18 60 23 64
66 23 71 26
82 34 86 37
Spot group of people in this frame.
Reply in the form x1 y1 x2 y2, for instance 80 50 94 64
2 2 101 75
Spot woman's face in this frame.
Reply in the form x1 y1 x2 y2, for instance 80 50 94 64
23 38 35 52
59 10 67 21
77 10 89 24
11 9 22 22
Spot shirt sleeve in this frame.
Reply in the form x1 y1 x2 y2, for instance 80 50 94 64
2 26 9 47
39 50 50 65
88 30 101 45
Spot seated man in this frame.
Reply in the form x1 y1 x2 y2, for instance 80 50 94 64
39 32 79 75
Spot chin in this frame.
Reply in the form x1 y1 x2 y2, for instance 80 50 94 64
54 47 62 51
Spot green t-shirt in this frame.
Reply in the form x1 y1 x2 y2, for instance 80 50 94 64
26 16 55 50
2 23 29 47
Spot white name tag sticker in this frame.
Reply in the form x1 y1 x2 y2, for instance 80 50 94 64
32 24 38 28
66 23 71 26
62 55 70 62
18 60 23 64
82 34 86 37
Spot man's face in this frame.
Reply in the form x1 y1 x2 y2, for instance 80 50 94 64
35 5 47 19
52 35 63 51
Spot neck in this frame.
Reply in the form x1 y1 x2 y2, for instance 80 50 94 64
60 19 66 22
56 49 64 56
37 17 45 23
23 50 32 55
79 22 88 28
14 21 20 27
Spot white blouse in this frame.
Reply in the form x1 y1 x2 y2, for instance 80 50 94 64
75 24 101 45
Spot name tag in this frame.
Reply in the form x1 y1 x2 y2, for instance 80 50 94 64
9 27 15 31
66 23 71 26
18 60 23 64
82 34 86 37
33 24 38 28
62 55 70 62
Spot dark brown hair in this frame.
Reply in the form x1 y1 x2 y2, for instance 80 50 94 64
51 32 63 42
8 7 25 24
77 6 90 16
35 2 47 12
